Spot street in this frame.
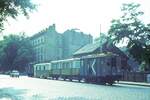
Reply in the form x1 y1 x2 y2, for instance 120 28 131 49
0 75 150 100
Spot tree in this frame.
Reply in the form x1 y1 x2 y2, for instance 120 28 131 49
0 34 35 72
108 3 150 71
0 0 36 32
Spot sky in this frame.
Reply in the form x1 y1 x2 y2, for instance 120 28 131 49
2 0 150 38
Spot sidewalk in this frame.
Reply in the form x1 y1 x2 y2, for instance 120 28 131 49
118 81 150 87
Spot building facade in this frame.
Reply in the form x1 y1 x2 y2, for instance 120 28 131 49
30 24 92 64
62 29 93 58
30 24 63 63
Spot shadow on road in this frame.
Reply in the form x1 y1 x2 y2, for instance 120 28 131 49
0 87 46 100
0 87 27 100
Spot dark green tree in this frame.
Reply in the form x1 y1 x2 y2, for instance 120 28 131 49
108 3 150 71
0 34 35 72
0 0 36 32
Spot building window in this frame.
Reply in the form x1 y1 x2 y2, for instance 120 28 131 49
41 36 45 43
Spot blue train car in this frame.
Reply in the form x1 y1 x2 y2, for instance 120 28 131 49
80 53 121 85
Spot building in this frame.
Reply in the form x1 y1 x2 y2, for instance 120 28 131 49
30 24 92 64
62 29 93 58
30 24 63 63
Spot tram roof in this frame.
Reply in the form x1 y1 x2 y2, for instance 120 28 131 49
51 52 117 63
51 58 80 63
34 63 51 66
80 52 118 59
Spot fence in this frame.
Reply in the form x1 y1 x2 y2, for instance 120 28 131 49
121 71 150 82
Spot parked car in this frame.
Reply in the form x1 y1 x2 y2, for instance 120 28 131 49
10 70 19 78
4 71 11 75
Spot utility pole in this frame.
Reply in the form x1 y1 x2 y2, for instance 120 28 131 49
99 24 102 53
100 24 101 36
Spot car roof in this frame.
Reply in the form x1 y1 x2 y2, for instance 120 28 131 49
12 70 19 72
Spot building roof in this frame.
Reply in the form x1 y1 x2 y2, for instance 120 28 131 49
73 40 107 55
30 24 56 40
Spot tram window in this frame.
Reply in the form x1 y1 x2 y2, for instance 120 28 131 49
65 62 68 68
76 61 80 68
66 62 69 68
65 62 67 68
43 66 45 70
60 63 62 69
69 62 71 68
67 62 69 68
64 63 66 68
52 64 54 69
53 63 56 69
73 61 75 68
56 63 58 69
62 63 65 68
70 62 73 68
66 62 70 68
55 64 57 69
80 60 83 67
101 60 104 65
40 65 43 70
47 65 49 70
45 65 48 70
36 66 39 70
36 66 38 70
40 65 42 70
72 61 76 68
59 63 62 69
47 64 50 70
57 63 59 69
111 57 116 67
38 66 40 70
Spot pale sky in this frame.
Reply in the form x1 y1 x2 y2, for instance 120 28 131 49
3 0 150 38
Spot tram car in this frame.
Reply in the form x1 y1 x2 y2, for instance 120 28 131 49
33 53 122 85
50 58 80 80
33 63 51 78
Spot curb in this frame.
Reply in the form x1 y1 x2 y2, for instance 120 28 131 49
118 82 150 87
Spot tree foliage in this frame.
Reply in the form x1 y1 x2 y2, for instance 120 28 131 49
108 3 150 71
0 34 35 72
0 0 36 32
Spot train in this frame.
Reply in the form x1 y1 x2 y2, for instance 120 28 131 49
33 53 122 85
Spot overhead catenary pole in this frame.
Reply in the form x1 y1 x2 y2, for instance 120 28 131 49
99 24 102 52
100 24 101 35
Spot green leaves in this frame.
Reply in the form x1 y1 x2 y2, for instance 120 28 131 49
0 34 35 72
0 0 36 32
108 3 150 71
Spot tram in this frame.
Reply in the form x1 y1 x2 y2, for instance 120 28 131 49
33 53 122 85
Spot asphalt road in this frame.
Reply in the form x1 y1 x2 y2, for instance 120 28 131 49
0 75 150 100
